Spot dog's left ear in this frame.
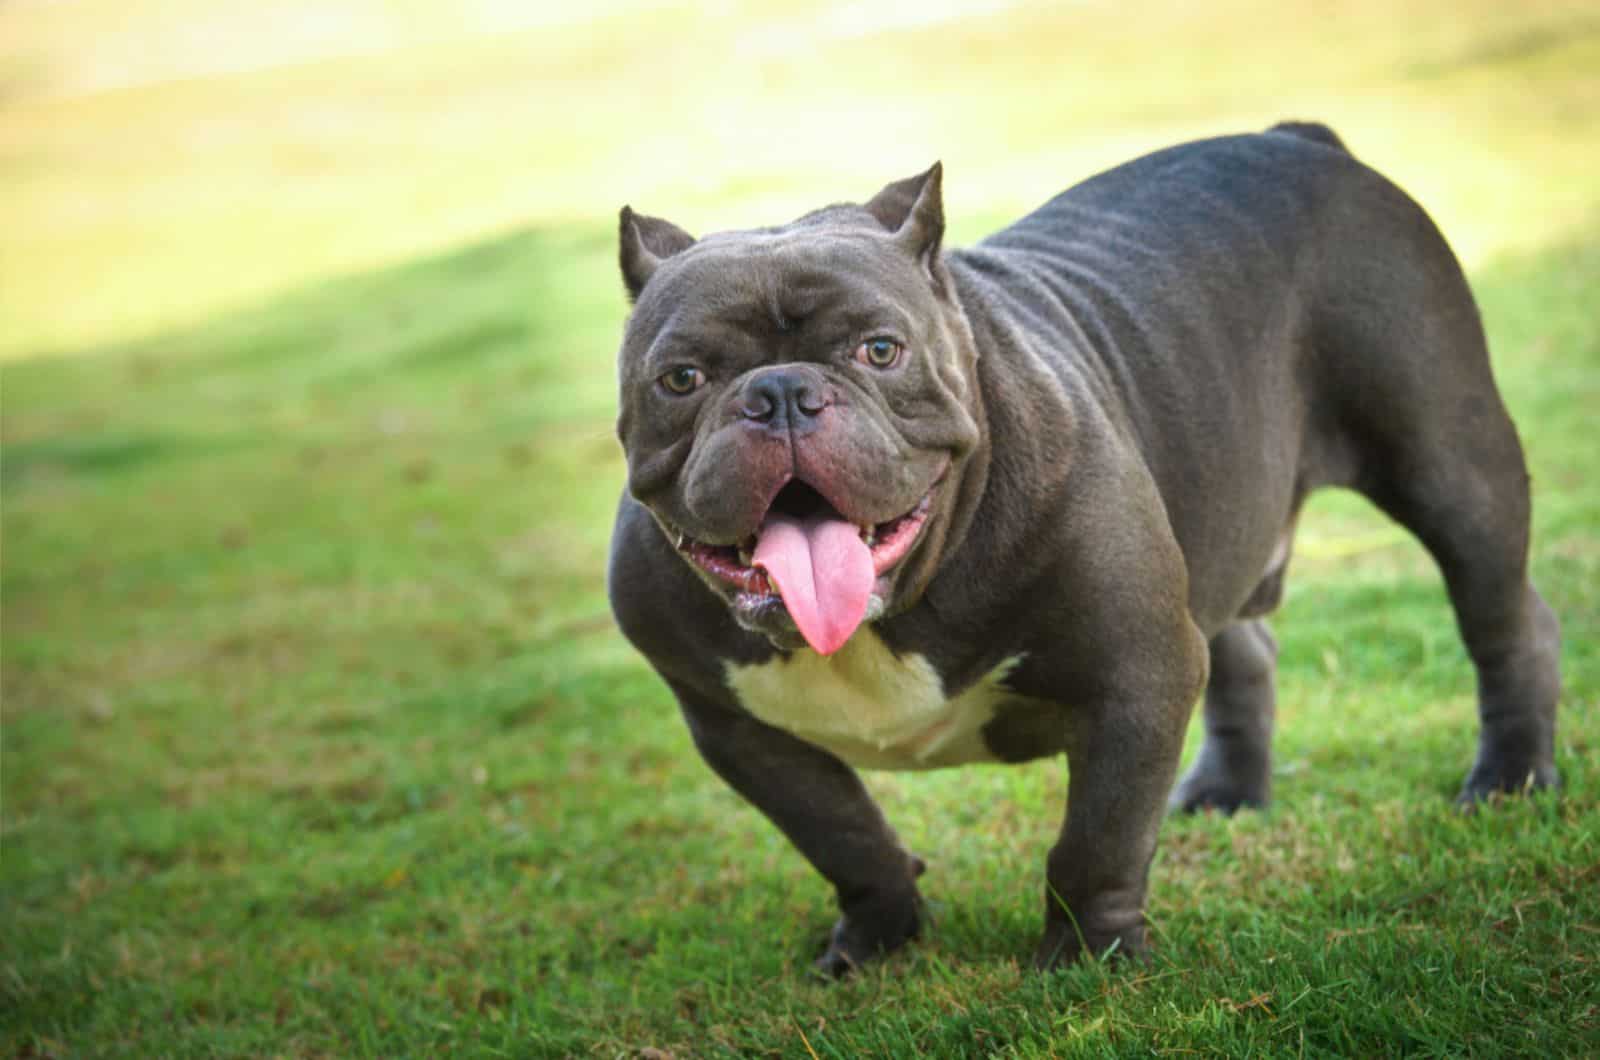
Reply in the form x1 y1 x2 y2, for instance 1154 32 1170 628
619 206 696 303
865 163 946 290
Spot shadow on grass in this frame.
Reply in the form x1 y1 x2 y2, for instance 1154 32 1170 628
2 219 625 484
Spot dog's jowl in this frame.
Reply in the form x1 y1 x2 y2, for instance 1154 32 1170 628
607 123 1562 975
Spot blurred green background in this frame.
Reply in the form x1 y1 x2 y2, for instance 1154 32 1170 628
4 0 1598 358
3 1 1597 1055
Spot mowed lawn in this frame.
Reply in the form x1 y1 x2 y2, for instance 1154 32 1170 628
3 2 1599 1056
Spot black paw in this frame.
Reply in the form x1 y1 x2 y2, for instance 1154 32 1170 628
811 880 923 979
1455 759 1559 809
1168 774 1268 816
1030 919 1145 971
1168 742 1271 816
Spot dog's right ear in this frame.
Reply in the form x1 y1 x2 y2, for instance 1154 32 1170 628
619 206 696 303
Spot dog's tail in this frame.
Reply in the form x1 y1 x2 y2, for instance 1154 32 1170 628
1267 120 1349 154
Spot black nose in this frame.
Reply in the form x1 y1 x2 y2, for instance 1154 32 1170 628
738 367 829 431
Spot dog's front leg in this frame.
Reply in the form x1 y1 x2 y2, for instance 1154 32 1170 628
670 681 924 976
1033 618 1207 969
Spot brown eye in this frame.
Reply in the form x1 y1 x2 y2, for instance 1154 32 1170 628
856 337 904 369
659 366 705 395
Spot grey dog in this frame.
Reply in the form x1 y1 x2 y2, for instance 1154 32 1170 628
607 122 1562 974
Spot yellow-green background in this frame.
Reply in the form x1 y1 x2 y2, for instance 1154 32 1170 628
5 0 1597 358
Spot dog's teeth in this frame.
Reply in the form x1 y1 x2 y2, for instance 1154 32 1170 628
860 524 877 547
675 532 687 549
737 547 753 567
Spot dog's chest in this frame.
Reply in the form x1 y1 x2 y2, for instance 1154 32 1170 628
722 631 1029 770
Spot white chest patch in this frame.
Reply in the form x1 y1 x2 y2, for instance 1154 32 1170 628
723 630 1027 771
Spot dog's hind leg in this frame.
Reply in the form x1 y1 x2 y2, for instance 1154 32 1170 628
1360 415 1562 804
1169 619 1278 814
1315 183 1562 803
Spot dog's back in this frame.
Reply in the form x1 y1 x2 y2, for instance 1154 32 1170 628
948 125 1501 633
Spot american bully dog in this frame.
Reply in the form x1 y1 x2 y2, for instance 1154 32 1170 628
606 122 1562 974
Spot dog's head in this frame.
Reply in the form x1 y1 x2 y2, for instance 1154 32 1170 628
614 166 983 655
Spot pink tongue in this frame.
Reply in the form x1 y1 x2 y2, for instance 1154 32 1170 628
752 511 874 655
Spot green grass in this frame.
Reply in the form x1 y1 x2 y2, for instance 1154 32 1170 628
4 1 1600 1056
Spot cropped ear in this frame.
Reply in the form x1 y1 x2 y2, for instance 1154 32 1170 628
864 163 946 284
619 206 696 302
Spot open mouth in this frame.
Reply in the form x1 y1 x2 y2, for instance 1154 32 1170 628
674 482 931 593
666 478 935 653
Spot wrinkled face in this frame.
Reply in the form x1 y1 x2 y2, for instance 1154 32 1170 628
615 168 981 654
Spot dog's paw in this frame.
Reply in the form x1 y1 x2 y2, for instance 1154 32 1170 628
811 886 922 979
1455 759 1559 810
1167 773 1268 816
1030 919 1145 971
1168 742 1271 816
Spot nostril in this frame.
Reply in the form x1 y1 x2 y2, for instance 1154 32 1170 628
740 391 777 421
795 386 827 417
